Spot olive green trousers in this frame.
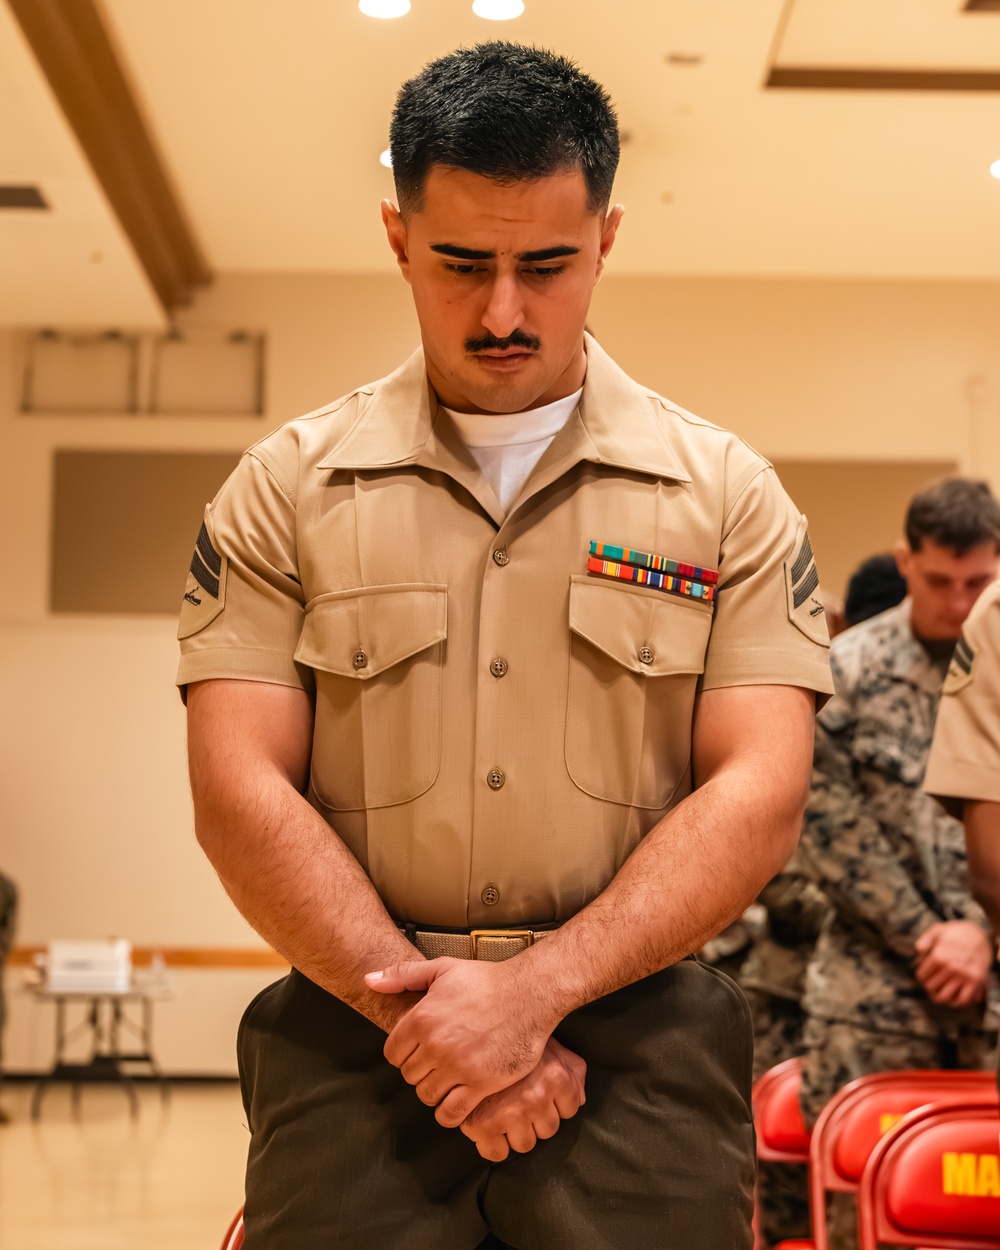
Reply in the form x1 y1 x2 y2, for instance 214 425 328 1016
237 959 754 1249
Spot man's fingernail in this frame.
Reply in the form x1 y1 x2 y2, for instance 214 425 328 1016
367 971 383 980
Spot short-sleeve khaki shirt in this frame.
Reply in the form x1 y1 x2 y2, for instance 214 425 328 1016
924 578 1000 807
177 336 833 929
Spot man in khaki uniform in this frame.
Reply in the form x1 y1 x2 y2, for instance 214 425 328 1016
925 578 1000 941
179 43 832 1249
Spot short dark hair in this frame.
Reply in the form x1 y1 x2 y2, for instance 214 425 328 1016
843 553 907 627
389 42 620 216
904 477 1000 554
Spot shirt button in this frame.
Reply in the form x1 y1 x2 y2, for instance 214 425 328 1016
481 883 500 906
492 546 510 567
352 649 368 670
487 768 506 791
638 646 654 665
490 657 508 679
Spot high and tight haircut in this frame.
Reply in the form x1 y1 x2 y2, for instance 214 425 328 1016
904 477 1000 554
389 42 620 217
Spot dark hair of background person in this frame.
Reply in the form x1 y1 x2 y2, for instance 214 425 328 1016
389 41 621 217
905 478 1000 555
843 553 908 628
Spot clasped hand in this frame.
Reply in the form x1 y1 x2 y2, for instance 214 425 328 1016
365 956 586 1159
914 921 992 1007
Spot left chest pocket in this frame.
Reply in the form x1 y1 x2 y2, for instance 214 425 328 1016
565 575 713 809
294 583 448 810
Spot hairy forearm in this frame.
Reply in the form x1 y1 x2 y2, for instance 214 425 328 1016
520 754 805 1025
188 682 423 1031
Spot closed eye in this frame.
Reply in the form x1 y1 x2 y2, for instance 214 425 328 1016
444 263 486 276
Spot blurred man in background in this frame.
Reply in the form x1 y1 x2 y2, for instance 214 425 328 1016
738 548 906 1247
798 478 1000 1250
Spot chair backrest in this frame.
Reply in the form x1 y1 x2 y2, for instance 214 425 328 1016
220 1209 244 1250
754 1057 812 1163
809 1070 997 1250
858 1097 1000 1250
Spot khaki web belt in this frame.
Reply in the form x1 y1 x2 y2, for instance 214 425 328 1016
400 927 556 962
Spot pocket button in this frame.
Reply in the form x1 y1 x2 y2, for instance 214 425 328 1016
638 646 654 665
352 649 368 670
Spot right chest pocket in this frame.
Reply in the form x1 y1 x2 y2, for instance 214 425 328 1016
294 583 448 810
565 575 713 809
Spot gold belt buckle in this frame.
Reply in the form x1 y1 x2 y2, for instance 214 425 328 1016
469 928 534 959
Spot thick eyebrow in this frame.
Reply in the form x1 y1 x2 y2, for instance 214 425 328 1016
429 244 580 262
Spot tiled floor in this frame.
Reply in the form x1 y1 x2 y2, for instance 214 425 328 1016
0 1081 247 1250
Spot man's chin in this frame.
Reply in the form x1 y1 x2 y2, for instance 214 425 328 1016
450 375 549 416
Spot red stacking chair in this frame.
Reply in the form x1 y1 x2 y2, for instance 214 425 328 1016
752 1058 813 1250
807 1070 997 1250
858 1096 1000 1250
220 1208 244 1250
755 1058 813 1164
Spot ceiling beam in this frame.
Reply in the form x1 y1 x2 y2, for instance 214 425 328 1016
767 67 1000 92
6 0 211 313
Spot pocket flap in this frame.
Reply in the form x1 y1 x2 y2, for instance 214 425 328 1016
295 583 448 678
569 575 711 676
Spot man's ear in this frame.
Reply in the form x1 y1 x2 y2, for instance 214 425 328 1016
595 204 624 280
893 538 913 581
382 199 411 281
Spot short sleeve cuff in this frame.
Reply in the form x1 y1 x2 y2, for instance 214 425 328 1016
924 755 1000 806
701 646 835 701
176 646 313 693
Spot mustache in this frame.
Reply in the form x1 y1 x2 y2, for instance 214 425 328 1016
465 329 541 354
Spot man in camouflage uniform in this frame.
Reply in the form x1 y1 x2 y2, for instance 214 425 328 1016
798 478 1000 1250
739 552 909 1247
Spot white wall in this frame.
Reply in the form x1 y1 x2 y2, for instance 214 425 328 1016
3 271 999 1073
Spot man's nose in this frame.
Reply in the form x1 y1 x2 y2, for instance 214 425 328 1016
480 273 525 339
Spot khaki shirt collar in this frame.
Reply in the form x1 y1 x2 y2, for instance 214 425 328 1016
317 333 693 494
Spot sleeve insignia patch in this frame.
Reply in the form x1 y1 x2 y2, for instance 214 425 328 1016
942 634 975 694
784 519 830 647
190 522 223 599
177 513 227 640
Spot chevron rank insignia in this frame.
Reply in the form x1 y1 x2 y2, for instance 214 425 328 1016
587 540 717 603
177 514 227 640
942 633 975 694
784 521 828 645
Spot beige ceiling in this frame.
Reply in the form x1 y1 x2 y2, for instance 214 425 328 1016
3 0 1000 327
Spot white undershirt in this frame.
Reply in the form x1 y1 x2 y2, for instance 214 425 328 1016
442 389 582 510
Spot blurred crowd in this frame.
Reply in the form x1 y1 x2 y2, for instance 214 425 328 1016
700 477 1000 1250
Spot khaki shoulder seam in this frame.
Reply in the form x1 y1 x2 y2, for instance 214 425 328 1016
651 397 774 468
245 447 297 507
721 460 772 529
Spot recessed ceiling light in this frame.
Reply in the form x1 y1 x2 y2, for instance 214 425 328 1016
359 0 410 17
473 0 525 19
991 159 1000 180
379 148 394 169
